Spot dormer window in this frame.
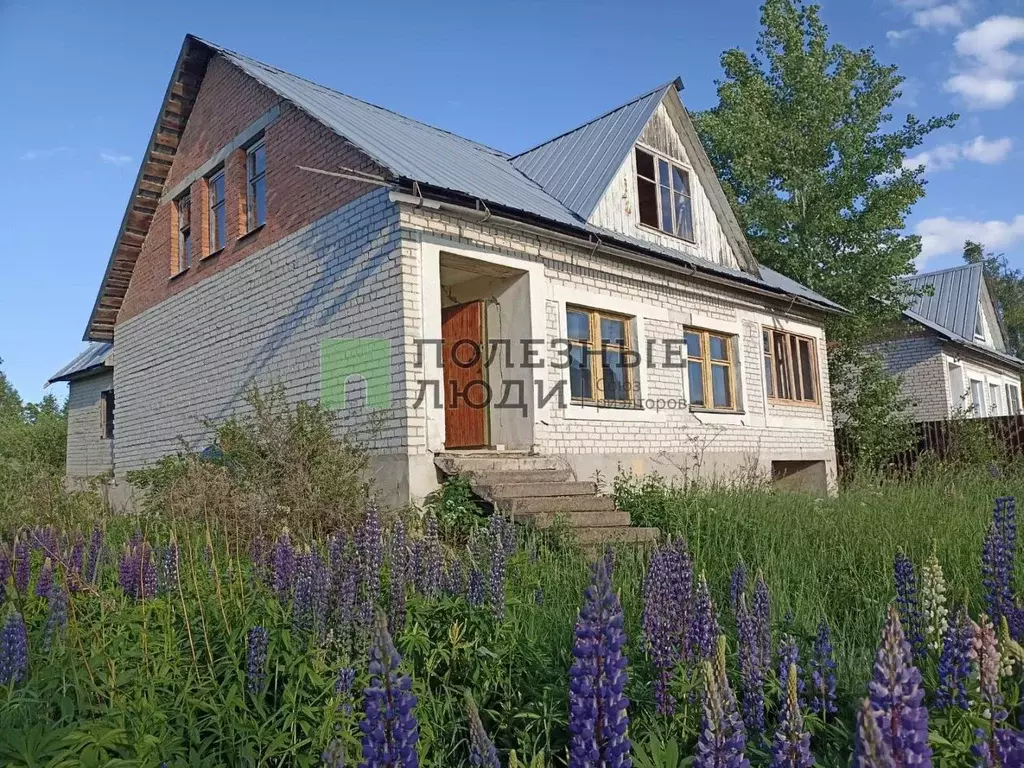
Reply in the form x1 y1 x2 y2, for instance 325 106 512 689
635 148 694 242
975 305 986 343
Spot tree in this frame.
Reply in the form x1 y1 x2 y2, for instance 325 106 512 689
0 358 67 470
694 0 957 467
964 240 1024 359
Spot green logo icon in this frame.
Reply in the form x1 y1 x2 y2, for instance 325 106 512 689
321 339 392 409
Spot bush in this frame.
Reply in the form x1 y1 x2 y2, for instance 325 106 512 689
128 385 368 541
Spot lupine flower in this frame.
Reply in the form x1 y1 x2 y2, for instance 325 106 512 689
935 604 973 711
777 634 804 709
642 538 693 716
43 577 68 652
358 505 384 625
67 533 84 593
294 548 329 635
336 666 357 715
246 626 269 694
86 526 103 585
322 739 347 768
389 519 408 634
467 568 485 607
752 573 772 667
162 537 180 594
442 557 464 597
866 604 932 766
894 551 925 661
695 636 750 768
997 616 1023 677
488 516 508 622
982 497 1018 634
973 614 1005 725
13 535 30 594
35 557 53 598
809 620 837 720
974 726 1024 767
0 610 29 686
359 611 420 768
730 563 746 614
688 573 719 663
567 556 631 768
466 693 500 768
272 529 295 601
736 595 766 735
920 551 948 652
410 541 423 594
770 663 812 768
333 556 360 651
854 698 892 768
143 550 158 599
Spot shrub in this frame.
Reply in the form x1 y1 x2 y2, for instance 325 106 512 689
424 476 486 543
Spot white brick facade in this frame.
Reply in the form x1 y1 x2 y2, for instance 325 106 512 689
65 370 114 478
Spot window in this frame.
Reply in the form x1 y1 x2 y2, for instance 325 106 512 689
763 328 819 404
566 306 635 406
989 383 1002 415
685 329 737 410
635 147 694 241
970 379 985 417
176 193 192 272
975 305 987 343
100 390 114 439
208 170 226 252
246 140 267 231
1007 383 1021 415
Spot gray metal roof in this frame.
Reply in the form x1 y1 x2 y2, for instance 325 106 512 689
48 342 113 384
905 262 984 340
509 80 679 219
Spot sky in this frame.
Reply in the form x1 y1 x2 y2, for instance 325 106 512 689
2 0 1024 403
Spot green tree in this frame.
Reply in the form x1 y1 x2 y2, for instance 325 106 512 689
0 358 67 469
964 240 1024 359
694 0 956 467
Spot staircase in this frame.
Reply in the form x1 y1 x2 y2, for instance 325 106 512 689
434 452 659 546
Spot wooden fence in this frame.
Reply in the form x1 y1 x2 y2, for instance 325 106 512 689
835 414 1024 476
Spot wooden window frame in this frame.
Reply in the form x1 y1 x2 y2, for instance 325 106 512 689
685 328 739 412
566 305 637 408
634 146 695 243
246 139 267 232
1007 383 1021 416
208 169 227 254
100 390 114 440
763 328 820 406
175 193 192 274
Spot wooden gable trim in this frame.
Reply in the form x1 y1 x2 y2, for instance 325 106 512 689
84 35 216 341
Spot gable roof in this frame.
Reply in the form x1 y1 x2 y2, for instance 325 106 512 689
47 343 113 384
84 35 841 341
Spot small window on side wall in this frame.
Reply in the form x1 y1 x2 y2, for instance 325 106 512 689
1007 383 1021 416
100 390 114 439
208 170 226 252
246 140 267 231
176 193 192 272
685 328 738 411
763 328 819 405
635 147 694 241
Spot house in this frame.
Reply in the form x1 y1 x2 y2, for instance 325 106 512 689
51 34 844 512
870 262 1024 421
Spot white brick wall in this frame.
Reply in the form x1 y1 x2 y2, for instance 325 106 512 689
868 334 950 421
66 370 114 478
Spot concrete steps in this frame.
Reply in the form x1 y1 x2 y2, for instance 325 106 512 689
434 452 658 547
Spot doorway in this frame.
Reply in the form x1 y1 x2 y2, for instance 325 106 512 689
441 301 489 448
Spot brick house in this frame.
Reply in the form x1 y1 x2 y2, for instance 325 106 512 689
52 34 844 509
869 262 1024 421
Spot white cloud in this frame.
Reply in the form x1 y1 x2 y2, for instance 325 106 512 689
913 3 966 29
100 151 133 166
21 146 69 161
887 29 913 42
946 15 1024 108
961 135 1013 163
916 215 1024 265
902 135 1012 172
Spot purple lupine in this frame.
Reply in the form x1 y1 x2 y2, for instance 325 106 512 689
770 662 813 768
43 577 68 652
86 526 103 585
730 563 747 615
13 534 30 594
809 619 837 720
736 595 766 735
336 666 357 715
357 505 384 624
293 548 315 632
753 574 772 667
696 636 750 768
974 727 1024 767
118 543 137 598
466 694 500 768
35 557 53 598
389 519 409 634
854 698 892 768
935 604 973 710
567 556 631 768
894 552 925 661
410 541 424 594
272 529 295 601
866 604 932 767
442 558 464 597
467 568 485 607
67 533 85 593
359 611 420 768
0 610 29 686
488 516 508 622
334 557 359 648
246 626 269 694
142 550 158 599
642 538 694 714
777 634 804 709
162 538 180 593
982 497 1017 631
688 574 719 663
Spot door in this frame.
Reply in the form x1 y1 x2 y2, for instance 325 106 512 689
442 301 488 448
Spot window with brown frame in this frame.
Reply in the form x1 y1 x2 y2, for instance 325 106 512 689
685 329 738 410
635 147 694 241
566 306 636 406
763 328 819 404
246 140 267 231
208 169 226 253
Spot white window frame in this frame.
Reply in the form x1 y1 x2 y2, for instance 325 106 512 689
246 139 267 231
970 379 986 417
1007 383 1022 416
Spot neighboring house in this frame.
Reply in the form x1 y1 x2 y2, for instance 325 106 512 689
47 342 115 479
52 34 844 506
871 263 1024 421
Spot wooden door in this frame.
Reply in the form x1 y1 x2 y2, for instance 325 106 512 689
442 301 488 449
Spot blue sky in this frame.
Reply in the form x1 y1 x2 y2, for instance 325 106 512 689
2 0 1023 403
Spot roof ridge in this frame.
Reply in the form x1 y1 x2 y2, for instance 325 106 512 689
908 261 982 281
191 35 511 158
509 77 682 159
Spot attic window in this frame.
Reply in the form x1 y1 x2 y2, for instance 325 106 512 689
975 305 986 343
635 148 694 242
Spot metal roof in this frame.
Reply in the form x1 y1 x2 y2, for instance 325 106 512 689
48 343 113 384
509 80 679 219
904 262 984 340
